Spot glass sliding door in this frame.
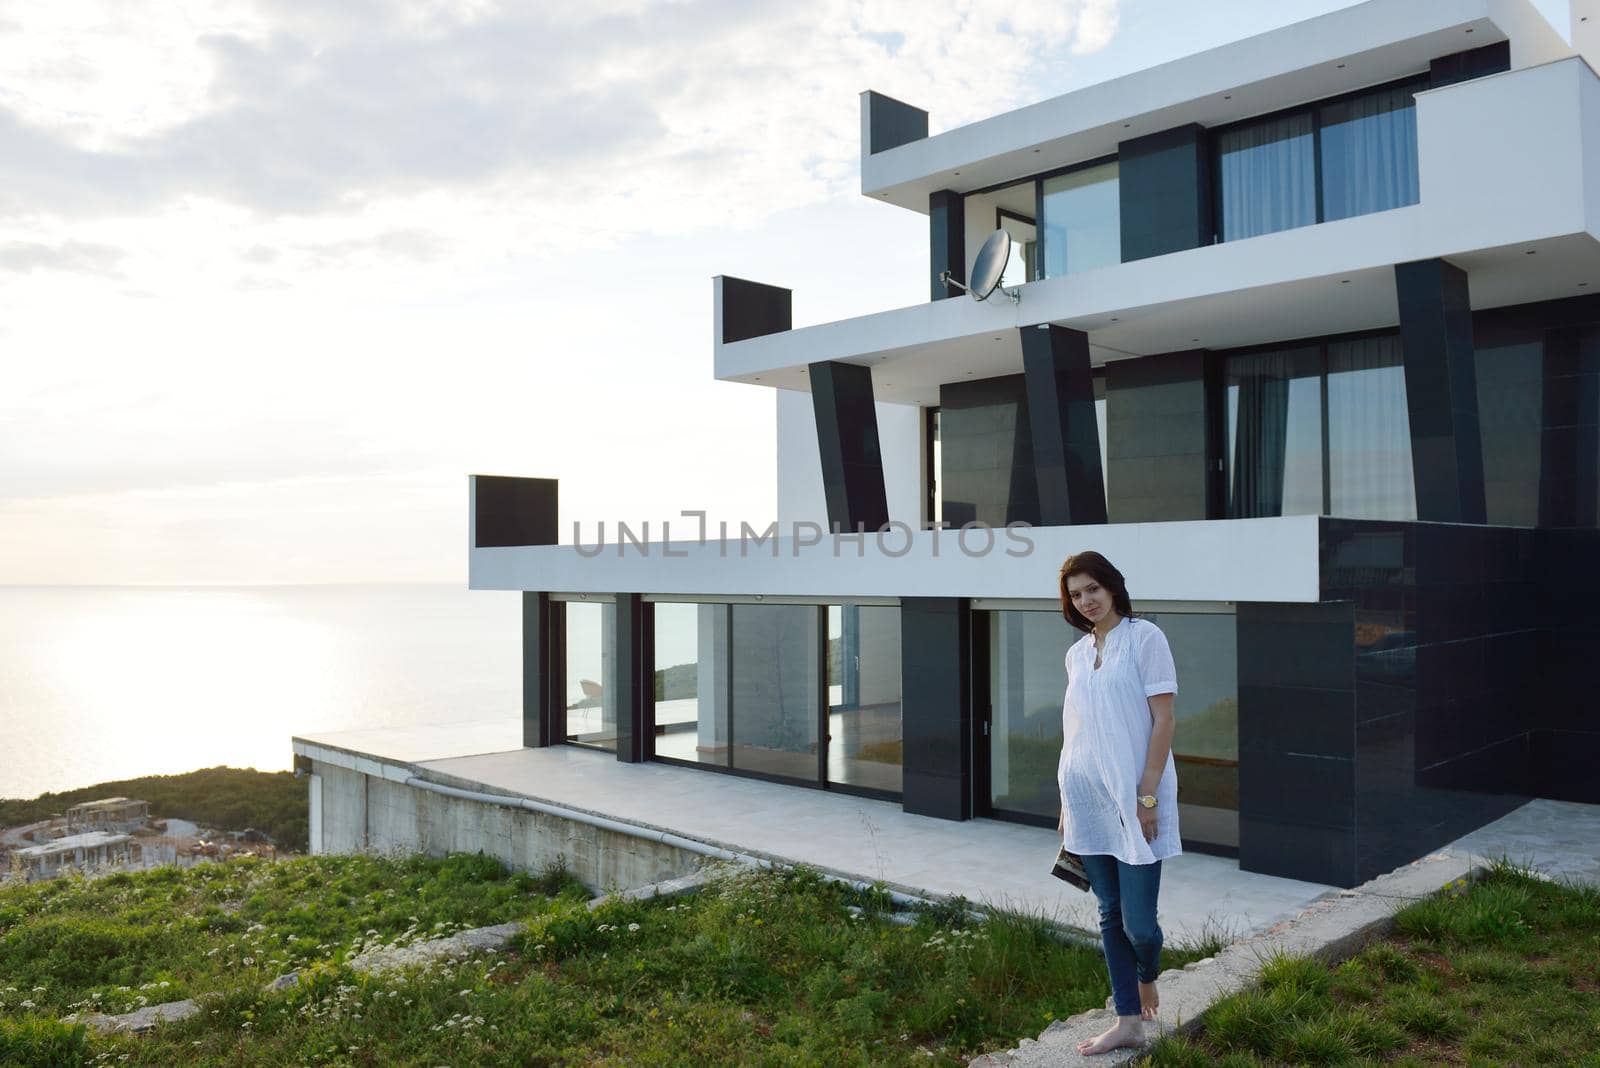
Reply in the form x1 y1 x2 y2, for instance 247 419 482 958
826 604 903 795
563 601 617 751
1142 610 1239 850
650 601 731 768
987 609 1071 821
729 603 822 782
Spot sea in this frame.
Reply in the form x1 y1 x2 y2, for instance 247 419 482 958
0 585 528 800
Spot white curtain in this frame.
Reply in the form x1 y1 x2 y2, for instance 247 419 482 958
1326 335 1416 520
1218 113 1316 241
1319 86 1420 221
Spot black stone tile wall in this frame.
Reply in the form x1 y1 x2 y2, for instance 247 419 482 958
1320 519 1535 883
1531 528 1600 801
1237 601 1358 886
1237 519 1600 886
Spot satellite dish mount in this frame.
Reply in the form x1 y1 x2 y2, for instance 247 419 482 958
940 229 1021 305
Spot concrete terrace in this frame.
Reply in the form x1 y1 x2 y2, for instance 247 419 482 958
295 721 1335 943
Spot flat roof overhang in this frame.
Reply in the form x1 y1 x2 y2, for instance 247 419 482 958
469 515 1324 604
862 0 1569 210
715 226 1600 406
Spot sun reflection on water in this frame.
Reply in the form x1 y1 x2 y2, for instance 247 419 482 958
0 586 520 798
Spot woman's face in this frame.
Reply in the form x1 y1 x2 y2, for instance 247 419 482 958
1065 572 1115 626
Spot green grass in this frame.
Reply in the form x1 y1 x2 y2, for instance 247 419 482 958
0 857 1220 1066
1140 859 1600 1066
0 767 309 852
0 852 584 1017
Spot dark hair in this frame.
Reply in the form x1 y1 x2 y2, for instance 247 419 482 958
1058 551 1136 633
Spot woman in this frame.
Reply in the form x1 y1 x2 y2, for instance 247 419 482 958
1056 551 1179 1056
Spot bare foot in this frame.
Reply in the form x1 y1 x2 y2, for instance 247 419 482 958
1075 1017 1145 1055
1139 980 1159 1021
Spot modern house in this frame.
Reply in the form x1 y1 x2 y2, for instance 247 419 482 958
465 0 1600 889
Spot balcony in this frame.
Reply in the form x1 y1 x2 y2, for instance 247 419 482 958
715 56 1600 407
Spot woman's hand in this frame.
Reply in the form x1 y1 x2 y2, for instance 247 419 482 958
1136 802 1158 844
1057 807 1065 843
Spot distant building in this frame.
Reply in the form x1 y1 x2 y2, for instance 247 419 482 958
66 798 150 835
10 831 141 882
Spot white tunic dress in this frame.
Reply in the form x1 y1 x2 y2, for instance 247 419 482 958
1057 615 1181 865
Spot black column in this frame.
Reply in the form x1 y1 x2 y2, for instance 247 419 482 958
900 598 971 821
809 359 890 532
930 189 965 301
1395 259 1487 524
1118 124 1213 262
522 592 561 748
1105 350 1215 522
1020 324 1106 525
1539 325 1600 528
612 594 649 763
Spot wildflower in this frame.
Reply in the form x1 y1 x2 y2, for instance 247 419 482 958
628 923 641 932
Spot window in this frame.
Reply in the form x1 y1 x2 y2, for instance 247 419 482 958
729 604 821 781
1327 335 1416 520
1475 340 1543 526
1040 161 1120 277
1218 113 1316 241
1319 84 1420 222
987 609 1070 820
827 603 903 794
564 601 616 751
651 601 730 768
1224 332 1418 521
1218 78 1422 242
1225 346 1324 517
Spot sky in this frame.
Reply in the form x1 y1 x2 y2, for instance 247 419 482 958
0 0 1572 585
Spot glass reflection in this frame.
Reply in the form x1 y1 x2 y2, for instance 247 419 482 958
1143 611 1239 849
564 601 616 751
1475 341 1543 526
1218 113 1315 240
730 604 821 781
1319 84 1420 222
827 604 903 794
1328 335 1416 520
1040 162 1120 277
1225 346 1323 517
988 610 1070 819
650 602 731 768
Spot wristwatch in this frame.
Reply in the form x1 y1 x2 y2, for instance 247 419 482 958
1136 794 1158 809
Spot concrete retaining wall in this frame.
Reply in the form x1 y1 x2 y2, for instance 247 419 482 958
309 760 700 892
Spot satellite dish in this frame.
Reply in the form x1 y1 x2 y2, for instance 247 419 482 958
939 229 1021 304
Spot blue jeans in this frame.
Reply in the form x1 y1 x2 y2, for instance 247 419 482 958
1080 854 1163 1017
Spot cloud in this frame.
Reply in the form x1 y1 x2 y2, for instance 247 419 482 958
0 0 1123 236
0 239 123 275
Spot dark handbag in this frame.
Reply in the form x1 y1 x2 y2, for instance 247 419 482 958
1050 845 1091 892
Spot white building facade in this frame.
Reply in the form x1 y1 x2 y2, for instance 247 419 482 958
470 0 1600 887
